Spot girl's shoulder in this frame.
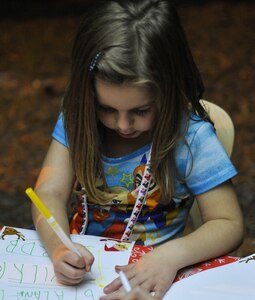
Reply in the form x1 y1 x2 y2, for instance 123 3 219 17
176 114 237 195
176 113 220 165
184 114 215 144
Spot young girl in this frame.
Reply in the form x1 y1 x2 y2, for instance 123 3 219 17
32 0 244 298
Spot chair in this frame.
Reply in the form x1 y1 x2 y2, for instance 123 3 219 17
189 100 235 229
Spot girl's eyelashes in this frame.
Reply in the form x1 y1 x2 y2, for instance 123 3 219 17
97 105 116 113
133 108 151 116
97 105 152 116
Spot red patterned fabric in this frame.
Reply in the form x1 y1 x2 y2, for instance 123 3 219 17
129 245 239 282
129 245 154 264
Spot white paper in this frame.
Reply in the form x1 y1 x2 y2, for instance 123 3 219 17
164 253 255 299
0 226 134 299
1 226 254 300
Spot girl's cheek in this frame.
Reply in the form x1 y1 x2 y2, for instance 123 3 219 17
98 114 107 124
99 116 114 128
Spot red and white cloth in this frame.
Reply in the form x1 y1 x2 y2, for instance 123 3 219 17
129 244 239 282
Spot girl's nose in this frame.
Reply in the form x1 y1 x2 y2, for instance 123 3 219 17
116 113 133 131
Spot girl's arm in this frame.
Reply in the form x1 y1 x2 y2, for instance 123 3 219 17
32 139 94 285
102 180 244 299
160 180 244 269
33 139 74 249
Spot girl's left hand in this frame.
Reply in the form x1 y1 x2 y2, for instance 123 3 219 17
100 250 177 300
115 286 159 300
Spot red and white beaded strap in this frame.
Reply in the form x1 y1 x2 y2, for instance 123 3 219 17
80 190 88 235
121 147 152 242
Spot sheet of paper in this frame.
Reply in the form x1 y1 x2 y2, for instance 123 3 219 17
164 253 255 300
0 226 134 299
1 226 254 300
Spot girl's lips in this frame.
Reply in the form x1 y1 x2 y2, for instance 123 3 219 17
118 131 137 138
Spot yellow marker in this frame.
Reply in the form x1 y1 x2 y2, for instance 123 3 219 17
25 187 95 280
25 187 81 256
26 187 51 219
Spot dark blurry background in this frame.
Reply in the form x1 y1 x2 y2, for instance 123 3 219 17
1 0 254 19
0 0 254 256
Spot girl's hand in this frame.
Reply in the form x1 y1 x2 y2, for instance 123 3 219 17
51 242 94 285
101 250 177 299
121 286 159 300
100 286 158 300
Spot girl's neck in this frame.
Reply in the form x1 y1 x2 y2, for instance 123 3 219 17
102 128 152 158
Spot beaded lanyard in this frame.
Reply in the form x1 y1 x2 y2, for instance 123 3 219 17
121 147 152 241
79 147 152 240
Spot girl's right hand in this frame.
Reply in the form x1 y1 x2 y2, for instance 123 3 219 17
51 243 94 285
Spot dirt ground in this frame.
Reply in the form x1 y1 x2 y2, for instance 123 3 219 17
0 1 254 256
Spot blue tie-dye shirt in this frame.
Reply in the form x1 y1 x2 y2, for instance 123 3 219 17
52 114 237 246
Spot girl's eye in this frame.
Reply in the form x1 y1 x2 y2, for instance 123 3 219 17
98 106 115 113
97 105 151 116
134 108 151 116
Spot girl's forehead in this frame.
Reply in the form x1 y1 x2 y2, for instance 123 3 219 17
95 79 155 108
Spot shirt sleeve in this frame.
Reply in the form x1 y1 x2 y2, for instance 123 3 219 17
52 113 69 147
185 121 238 195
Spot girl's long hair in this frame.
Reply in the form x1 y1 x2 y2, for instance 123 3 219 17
62 0 209 203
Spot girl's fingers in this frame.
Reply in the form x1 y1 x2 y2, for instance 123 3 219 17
114 263 133 272
74 243 95 271
99 290 126 300
103 276 123 294
54 260 86 278
55 269 85 285
56 274 84 286
104 264 136 294
52 245 94 285
153 288 168 299
123 287 156 300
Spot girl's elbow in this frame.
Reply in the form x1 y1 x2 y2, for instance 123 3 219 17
231 218 245 250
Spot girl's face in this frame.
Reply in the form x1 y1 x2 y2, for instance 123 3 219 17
95 79 157 139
